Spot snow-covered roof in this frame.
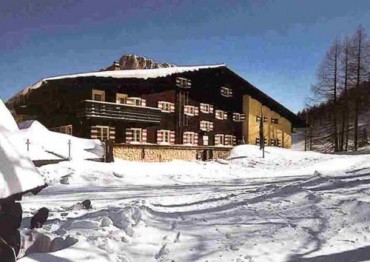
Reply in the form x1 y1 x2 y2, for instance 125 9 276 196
11 64 226 100
0 100 46 200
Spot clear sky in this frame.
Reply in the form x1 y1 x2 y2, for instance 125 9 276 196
1 0 370 113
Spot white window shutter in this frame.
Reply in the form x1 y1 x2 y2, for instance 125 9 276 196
223 112 228 120
141 99 146 107
215 110 221 120
233 136 237 145
142 129 147 143
158 101 163 110
215 135 220 145
200 121 205 131
157 130 163 144
194 107 199 116
170 103 175 112
224 136 229 145
91 126 98 139
210 105 214 113
210 122 214 131
194 133 198 145
183 133 188 144
187 79 191 88
170 131 175 144
126 129 133 144
240 114 246 121
109 127 116 141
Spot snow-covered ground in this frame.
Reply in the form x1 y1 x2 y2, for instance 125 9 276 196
19 145 370 262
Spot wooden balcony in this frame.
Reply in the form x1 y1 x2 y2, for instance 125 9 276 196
77 100 162 124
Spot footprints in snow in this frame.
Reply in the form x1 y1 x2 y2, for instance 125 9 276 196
155 219 181 261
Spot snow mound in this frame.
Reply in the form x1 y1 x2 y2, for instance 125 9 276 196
230 144 322 161
0 99 45 199
18 120 48 131
16 120 104 161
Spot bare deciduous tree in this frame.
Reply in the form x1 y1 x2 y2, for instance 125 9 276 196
349 26 370 150
311 39 341 151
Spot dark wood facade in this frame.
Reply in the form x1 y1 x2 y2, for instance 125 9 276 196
7 66 303 147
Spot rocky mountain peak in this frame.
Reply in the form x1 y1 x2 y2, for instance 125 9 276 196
105 54 176 71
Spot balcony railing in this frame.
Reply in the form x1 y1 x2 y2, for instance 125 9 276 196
77 100 162 124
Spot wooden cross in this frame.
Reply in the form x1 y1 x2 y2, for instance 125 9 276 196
26 139 31 152
68 139 71 159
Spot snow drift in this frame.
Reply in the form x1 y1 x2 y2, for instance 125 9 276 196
17 120 104 161
0 99 45 199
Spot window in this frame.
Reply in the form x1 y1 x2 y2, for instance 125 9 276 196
126 128 147 143
98 126 109 140
157 130 175 144
158 101 175 113
184 105 199 116
225 135 236 146
116 93 128 104
215 134 225 146
126 97 146 107
200 121 214 131
91 126 115 141
183 132 198 145
176 77 191 89
163 131 170 143
220 87 233 97
255 137 268 145
200 103 214 114
216 134 236 146
50 125 73 135
92 90 105 101
215 110 227 120
271 138 282 147
232 113 246 122
256 116 268 123
132 129 141 142
271 118 279 124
